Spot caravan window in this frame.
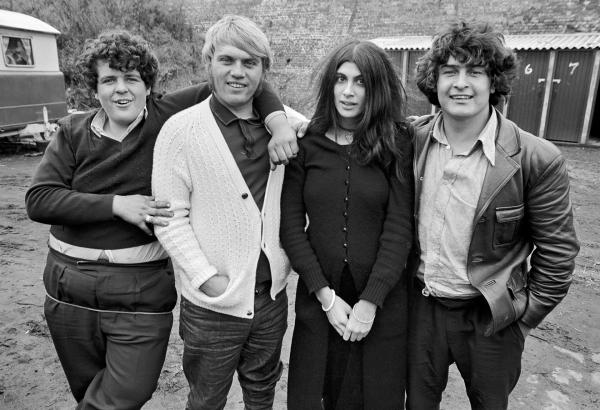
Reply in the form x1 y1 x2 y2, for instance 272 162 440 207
2 36 34 66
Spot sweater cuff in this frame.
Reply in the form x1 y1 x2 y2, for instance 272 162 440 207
301 269 330 295
359 276 392 308
264 111 287 134
190 265 219 290
102 194 117 220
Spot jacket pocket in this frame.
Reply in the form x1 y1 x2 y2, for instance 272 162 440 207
507 273 528 320
494 204 524 247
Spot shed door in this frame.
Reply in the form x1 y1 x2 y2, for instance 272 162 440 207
546 50 595 142
507 51 548 135
406 51 433 116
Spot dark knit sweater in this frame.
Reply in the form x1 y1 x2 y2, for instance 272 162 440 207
280 132 414 307
26 82 284 249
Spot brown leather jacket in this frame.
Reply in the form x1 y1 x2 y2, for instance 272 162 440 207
411 110 579 336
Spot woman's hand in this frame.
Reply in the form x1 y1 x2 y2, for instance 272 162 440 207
343 300 377 342
326 298 352 337
112 195 174 235
316 287 351 337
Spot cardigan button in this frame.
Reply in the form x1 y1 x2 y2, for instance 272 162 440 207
346 165 350 170
343 243 348 248
344 258 348 263
345 180 349 185
342 227 347 232
241 193 249 199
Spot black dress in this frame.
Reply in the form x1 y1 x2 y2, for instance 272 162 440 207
280 132 414 410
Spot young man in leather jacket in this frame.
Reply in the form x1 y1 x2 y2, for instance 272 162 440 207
406 22 579 410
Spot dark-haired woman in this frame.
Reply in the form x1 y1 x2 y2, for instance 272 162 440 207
281 40 414 410
25 30 295 409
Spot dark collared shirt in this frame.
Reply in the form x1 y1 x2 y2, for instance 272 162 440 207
210 96 272 285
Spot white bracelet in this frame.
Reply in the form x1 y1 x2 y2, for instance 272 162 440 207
321 289 336 312
352 305 375 324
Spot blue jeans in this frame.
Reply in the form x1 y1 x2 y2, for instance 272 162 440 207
179 288 288 410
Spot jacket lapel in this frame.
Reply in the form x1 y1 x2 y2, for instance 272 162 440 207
473 111 521 222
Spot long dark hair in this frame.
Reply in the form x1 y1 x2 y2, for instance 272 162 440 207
308 39 411 178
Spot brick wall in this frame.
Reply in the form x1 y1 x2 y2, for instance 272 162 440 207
174 0 600 113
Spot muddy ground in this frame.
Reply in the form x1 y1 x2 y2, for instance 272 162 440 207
0 145 599 409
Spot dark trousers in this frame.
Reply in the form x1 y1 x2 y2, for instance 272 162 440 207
43 249 177 410
179 288 288 410
406 281 525 410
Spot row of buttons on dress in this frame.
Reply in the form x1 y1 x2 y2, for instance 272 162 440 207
342 154 351 264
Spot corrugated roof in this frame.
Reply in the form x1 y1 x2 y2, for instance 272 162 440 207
0 10 60 35
507 33 600 50
371 36 433 51
371 33 600 51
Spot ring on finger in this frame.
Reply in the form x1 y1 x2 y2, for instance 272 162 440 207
144 214 152 224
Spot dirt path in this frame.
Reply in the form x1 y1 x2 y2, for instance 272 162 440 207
1 145 599 409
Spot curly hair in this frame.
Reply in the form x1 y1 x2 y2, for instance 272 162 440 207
308 40 412 179
416 22 517 106
78 30 159 91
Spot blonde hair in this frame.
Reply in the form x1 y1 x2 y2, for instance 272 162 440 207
202 15 272 72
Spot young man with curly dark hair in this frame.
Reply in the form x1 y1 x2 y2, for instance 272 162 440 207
407 22 579 409
26 30 297 409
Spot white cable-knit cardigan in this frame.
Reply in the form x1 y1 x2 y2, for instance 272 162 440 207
152 97 291 319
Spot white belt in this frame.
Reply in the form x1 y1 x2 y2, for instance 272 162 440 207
48 233 168 264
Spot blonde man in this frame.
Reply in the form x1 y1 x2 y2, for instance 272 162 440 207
153 15 302 410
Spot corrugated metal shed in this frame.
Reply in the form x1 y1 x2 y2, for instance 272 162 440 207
373 32 600 144
372 33 600 51
508 33 600 50
0 10 60 35
371 36 433 51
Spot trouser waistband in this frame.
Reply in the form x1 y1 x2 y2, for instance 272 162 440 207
44 248 176 313
48 246 169 272
413 279 484 310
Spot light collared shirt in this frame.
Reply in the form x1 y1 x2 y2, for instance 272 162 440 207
417 111 497 298
91 106 147 142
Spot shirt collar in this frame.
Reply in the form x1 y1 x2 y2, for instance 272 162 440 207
209 95 260 126
90 106 148 140
478 110 497 166
432 109 497 166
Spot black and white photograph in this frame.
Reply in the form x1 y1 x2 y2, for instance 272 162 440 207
0 1 599 409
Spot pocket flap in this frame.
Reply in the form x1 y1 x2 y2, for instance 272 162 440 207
496 204 524 223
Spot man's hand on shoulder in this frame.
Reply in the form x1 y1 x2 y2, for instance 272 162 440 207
266 112 298 169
